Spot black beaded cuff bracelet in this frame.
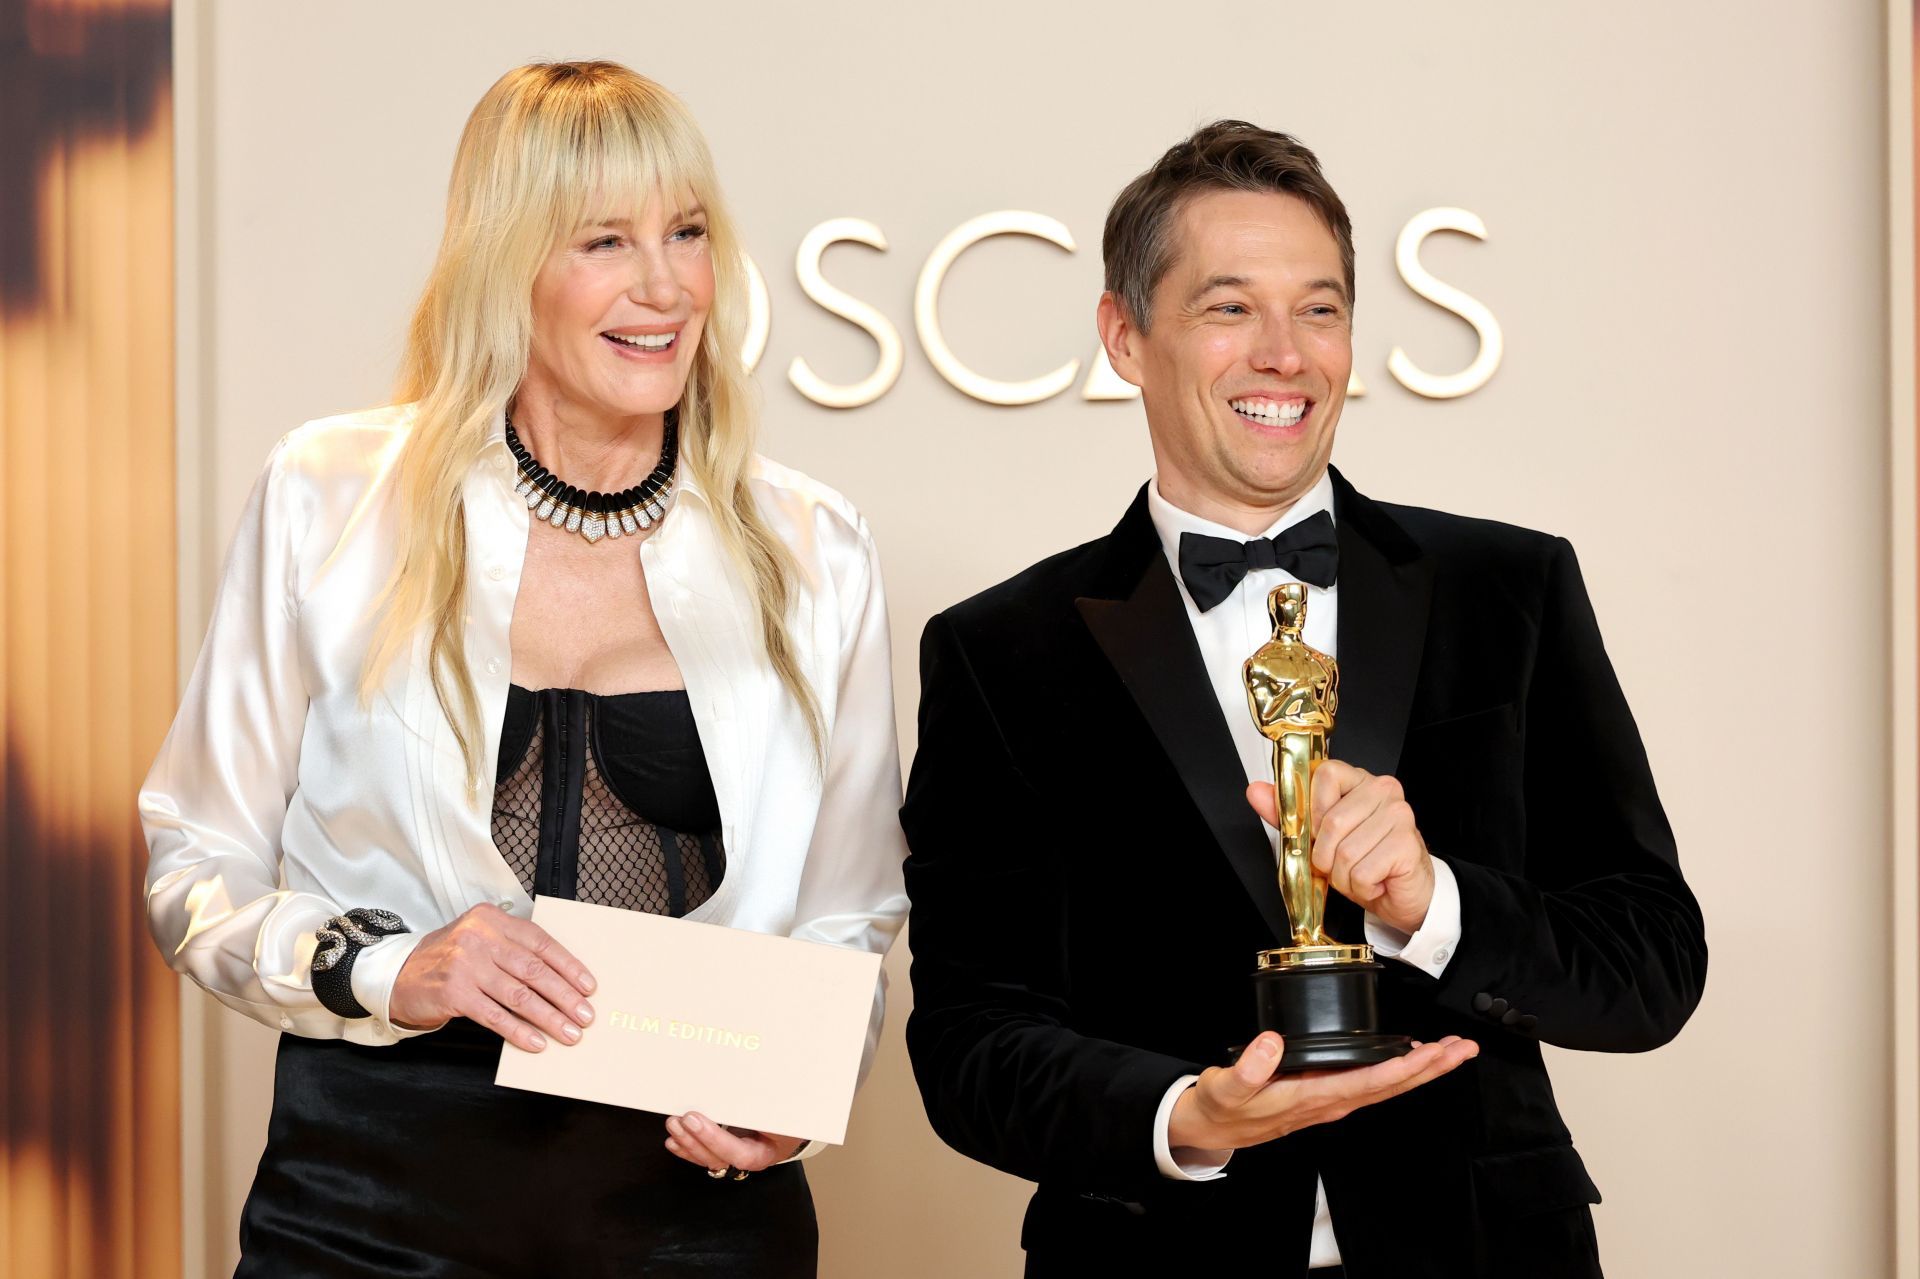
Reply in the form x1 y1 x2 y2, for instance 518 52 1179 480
311 908 409 1020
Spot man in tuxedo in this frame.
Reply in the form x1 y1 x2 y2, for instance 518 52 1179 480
900 121 1707 1278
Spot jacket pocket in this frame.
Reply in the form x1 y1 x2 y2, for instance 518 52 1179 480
1405 700 1517 736
1471 1144 1601 1218
1019 1187 1146 1252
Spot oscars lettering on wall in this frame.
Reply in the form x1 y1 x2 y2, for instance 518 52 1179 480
737 207 1504 408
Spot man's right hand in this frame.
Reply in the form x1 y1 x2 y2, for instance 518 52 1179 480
1167 1032 1478 1152
388 903 597 1052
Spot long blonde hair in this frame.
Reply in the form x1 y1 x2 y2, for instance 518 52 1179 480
363 61 820 795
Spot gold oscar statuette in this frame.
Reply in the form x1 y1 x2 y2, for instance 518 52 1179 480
1242 583 1412 1070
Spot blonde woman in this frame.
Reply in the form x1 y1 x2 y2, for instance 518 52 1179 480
140 62 906 1276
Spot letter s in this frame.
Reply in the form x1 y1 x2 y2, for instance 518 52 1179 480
788 218 904 408
1387 207 1503 400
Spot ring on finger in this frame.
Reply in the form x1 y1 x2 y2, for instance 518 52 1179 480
706 1164 749 1181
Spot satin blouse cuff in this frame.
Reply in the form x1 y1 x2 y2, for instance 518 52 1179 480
348 931 437 1041
1153 1074 1232 1180
779 1140 828 1164
1363 856 1463 979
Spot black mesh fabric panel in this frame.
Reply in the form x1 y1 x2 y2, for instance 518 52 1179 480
490 687 725 918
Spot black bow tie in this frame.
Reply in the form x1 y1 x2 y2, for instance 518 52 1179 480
1177 510 1339 613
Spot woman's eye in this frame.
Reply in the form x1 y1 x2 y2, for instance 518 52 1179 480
1215 303 1247 316
671 224 709 243
587 235 621 251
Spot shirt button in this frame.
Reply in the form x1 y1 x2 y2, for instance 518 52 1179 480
487 565 505 581
487 658 502 675
1433 947 1449 964
497 899 515 912
280 1016 293 1030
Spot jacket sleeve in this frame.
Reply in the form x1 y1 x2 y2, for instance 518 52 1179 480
1433 537 1707 1051
901 612 1200 1191
787 515 909 1088
138 436 424 1044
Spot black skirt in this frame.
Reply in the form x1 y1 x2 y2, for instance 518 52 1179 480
236 1019 818 1278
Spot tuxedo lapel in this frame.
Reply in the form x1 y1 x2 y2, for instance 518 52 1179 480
1075 492 1291 946
1325 468 1434 944
1328 468 1434 780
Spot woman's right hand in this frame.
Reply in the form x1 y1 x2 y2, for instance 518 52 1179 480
388 903 597 1052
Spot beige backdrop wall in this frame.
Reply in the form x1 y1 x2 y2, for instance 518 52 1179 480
173 2 1891 1275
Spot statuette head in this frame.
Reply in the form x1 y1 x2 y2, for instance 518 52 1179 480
1268 582 1308 635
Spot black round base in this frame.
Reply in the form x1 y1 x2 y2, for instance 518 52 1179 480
1249 960 1412 1073
1262 1030 1413 1072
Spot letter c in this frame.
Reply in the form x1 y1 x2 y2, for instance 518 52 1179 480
915 211 1080 405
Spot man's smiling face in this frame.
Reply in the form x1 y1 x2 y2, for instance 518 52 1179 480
1101 188 1353 528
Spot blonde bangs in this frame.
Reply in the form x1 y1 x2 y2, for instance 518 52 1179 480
367 62 819 800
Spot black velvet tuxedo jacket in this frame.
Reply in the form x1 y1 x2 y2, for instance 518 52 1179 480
900 469 1707 1278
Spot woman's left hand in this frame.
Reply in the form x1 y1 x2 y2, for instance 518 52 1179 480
664 1112 806 1174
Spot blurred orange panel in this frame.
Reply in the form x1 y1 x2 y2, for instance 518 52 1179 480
0 1 180 1276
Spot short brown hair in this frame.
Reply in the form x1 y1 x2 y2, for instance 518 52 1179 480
1102 121 1355 331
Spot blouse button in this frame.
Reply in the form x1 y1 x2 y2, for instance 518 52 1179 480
487 564 505 581
486 658 502 676
279 1016 293 1030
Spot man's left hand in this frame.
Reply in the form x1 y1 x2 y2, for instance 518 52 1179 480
1246 759 1434 934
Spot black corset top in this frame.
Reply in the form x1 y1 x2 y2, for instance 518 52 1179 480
490 684 725 918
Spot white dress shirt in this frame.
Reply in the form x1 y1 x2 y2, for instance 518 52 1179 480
1142 472 1462 1269
141 404 909 1086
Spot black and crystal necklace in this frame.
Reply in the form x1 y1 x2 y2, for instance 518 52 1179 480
504 406 678 545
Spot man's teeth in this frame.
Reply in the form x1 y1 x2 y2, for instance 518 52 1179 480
606 332 675 350
1230 398 1306 426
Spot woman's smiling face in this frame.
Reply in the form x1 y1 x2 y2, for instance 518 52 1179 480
525 192 714 422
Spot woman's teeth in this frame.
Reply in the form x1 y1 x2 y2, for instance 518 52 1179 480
1230 398 1306 426
605 332 675 350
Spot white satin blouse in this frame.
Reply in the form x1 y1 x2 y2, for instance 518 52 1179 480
140 404 910 1069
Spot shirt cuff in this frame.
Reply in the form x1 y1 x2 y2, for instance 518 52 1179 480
1364 856 1462 979
1152 1075 1231 1181
349 930 438 1041
778 1140 828 1164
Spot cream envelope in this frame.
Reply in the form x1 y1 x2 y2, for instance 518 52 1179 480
494 896 882 1145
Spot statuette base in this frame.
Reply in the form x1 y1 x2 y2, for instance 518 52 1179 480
1249 956 1412 1073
